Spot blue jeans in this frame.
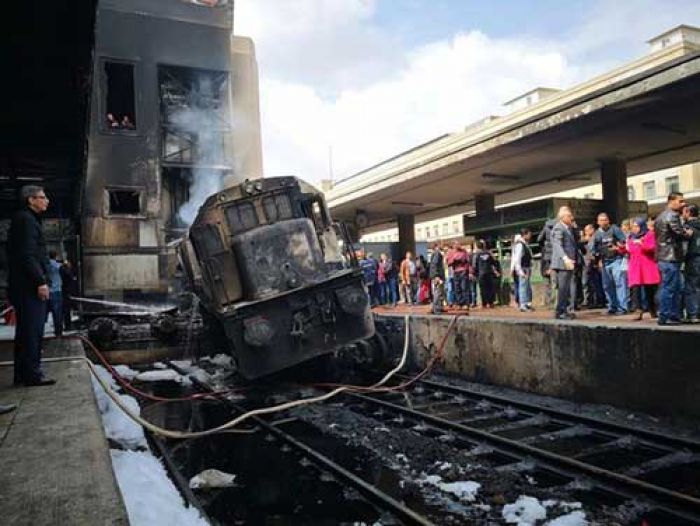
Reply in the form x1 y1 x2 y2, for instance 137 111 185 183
518 269 532 308
453 273 468 306
469 277 478 306
684 257 700 318
377 281 386 304
385 277 398 305
602 259 628 313
47 291 63 336
446 277 455 305
658 261 683 321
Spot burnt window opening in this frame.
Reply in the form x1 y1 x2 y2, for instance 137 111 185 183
162 168 191 233
104 61 137 131
262 194 293 223
158 65 229 165
108 189 141 215
225 202 259 234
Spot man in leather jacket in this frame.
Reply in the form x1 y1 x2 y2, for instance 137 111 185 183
654 192 692 325
683 204 700 323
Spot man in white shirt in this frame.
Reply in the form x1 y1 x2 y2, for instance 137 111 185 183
512 228 534 312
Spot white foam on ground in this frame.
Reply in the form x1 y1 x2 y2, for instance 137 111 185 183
135 369 183 383
200 353 233 368
438 481 481 501
113 364 138 380
91 365 147 449
91 365 209 525
546 510 588 526
111 450 208 526
419 474 481 502
502 495 548 525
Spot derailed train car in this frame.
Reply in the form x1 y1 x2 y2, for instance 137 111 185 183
178 176 374 378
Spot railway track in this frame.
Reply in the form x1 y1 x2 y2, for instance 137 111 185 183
155 361 442 525
338 376 700 525
133 360 700 525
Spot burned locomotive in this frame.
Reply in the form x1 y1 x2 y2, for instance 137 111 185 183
178 176 374 378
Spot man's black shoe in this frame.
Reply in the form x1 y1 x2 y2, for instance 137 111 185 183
657 319 681 326
0 403 17 415
556 313 575 320
606 310 616 315
688 317 700 324
24 378 56 387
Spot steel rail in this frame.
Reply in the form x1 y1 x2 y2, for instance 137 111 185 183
147 432 217 526
403 376 700 453
166 361 436 526
347 391 700 521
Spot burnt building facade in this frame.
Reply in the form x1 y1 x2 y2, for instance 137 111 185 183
83 0 261 300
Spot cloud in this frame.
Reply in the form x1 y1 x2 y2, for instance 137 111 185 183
235 0 700 185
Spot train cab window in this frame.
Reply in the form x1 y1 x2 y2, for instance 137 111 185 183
301 196 330 232
311 200 329 228
104 61 137 131
262 194 293 223
225 202 259 234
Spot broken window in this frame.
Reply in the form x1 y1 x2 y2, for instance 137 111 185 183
104 61 136 131
262 194 293 223
158 65 229 166
162 168 191 232
225 202 259 234
107 189 141 215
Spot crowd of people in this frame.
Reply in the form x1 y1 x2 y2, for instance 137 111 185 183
544 192 700 324
357 240 503 315
357 191 700 325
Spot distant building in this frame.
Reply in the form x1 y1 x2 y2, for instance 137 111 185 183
502 87 561 114
647 24 700 53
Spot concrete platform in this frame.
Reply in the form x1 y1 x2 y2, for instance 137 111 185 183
0 340 128 526
374 305 700 420
374 303 700 331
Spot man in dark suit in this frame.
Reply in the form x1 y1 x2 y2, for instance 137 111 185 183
8 185 56 386
550 206 579 320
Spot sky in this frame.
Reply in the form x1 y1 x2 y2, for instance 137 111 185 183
234 0 700 185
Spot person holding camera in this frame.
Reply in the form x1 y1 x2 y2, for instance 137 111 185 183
591 213 628 315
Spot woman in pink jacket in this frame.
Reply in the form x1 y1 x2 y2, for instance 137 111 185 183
627 217 660 319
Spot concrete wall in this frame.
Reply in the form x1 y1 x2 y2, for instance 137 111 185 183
228 36 264 185
376 313 700 419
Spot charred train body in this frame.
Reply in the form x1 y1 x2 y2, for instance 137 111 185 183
178 176 374 378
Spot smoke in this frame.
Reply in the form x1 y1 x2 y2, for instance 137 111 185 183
172 75 231 225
